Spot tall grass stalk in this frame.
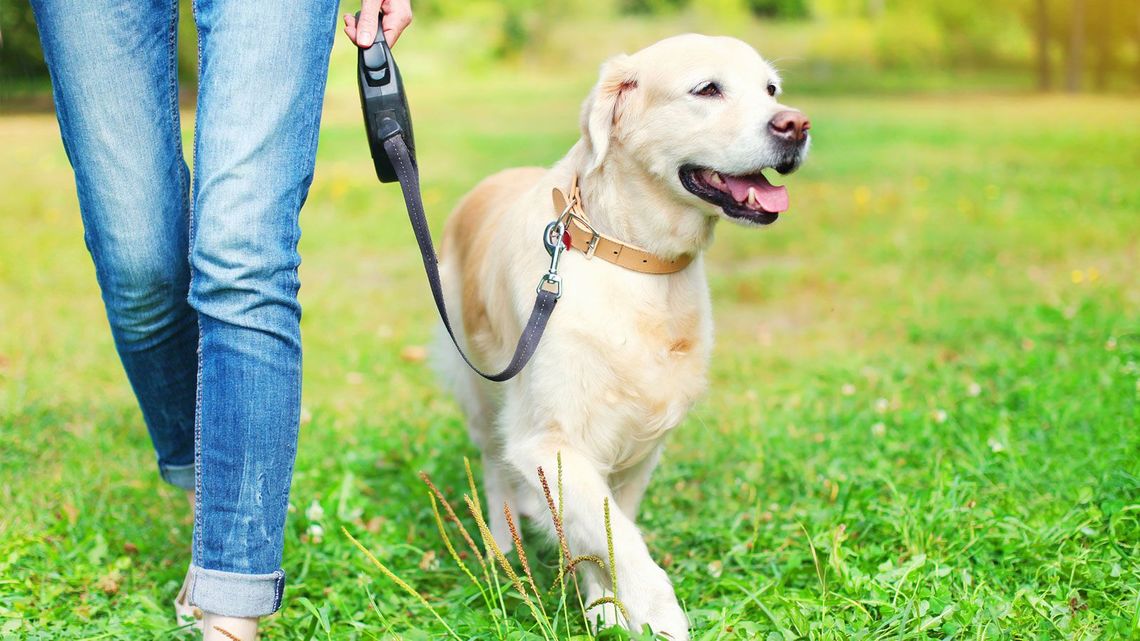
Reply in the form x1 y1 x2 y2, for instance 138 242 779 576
342 527 463 641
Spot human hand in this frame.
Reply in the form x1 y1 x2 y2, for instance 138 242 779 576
344 0 413 48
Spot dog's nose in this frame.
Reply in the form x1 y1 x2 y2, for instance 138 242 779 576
768 110 810 143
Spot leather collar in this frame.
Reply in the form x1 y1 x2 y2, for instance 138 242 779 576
551 176 693 275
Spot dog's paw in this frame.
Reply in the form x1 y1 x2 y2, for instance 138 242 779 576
631 601 688 640
607 569 687 640
622 573 689 641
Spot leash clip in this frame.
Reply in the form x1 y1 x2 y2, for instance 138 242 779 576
537 220 567 299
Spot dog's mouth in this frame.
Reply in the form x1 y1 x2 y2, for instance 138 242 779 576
679 166 788 225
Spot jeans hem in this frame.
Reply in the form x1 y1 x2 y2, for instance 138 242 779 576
188 565 285 617
160 462 196 490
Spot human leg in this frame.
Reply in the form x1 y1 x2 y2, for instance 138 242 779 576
185 0 339 621
30 0 198 491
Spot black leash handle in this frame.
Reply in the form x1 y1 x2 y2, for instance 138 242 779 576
382 134 560 382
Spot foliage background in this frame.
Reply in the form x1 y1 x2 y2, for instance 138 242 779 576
2 0 1139 93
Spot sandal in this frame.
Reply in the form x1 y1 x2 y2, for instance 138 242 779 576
173 566 205 632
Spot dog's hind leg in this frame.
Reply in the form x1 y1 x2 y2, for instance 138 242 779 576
448 364 521 553
481 444 523 553
433 322 521 551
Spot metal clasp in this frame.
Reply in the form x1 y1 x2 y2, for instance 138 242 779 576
536 272 562 298
537 219 567 299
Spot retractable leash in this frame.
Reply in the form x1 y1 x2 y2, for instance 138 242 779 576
357 18 564 382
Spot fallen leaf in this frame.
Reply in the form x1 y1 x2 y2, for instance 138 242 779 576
96 570 122 595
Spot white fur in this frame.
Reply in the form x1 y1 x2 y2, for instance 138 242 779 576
433 34 808 639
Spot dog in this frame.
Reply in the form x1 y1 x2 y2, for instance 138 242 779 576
435 34 810 639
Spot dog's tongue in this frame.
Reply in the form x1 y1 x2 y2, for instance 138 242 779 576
723 172 789 213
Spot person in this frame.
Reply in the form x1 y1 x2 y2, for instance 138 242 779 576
30 0 411 639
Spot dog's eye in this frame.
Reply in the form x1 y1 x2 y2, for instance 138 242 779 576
692 82 722 98
766 83 778 97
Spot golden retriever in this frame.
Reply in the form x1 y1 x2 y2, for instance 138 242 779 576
436 33 810 639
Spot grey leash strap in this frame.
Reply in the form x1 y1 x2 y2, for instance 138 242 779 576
382 134 560 382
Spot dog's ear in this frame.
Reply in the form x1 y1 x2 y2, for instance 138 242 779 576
580 54 637 175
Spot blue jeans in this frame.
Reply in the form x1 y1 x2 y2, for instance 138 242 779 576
32 0 338 617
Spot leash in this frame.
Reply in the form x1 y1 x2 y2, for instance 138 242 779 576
357 19 563 382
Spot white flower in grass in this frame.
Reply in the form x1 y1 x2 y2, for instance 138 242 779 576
707 560 724 578
306 499 325 522
967 382 982 397
874 398 889 414
932 409 948 424
842 383 856 396
987 437 1005 453
871 422 887 437
307 523 324 544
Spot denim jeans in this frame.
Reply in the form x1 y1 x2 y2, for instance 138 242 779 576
32 0 338 617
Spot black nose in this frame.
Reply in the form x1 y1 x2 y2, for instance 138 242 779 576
769 110 811 143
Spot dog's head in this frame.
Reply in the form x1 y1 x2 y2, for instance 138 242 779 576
581 34 809 228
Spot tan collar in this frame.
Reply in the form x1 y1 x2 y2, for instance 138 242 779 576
551 176 693 275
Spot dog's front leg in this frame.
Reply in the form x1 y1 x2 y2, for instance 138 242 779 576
506 442 689 640
611 444 663 519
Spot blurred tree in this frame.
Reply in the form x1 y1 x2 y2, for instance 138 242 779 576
492 0 584 59
618 0 689 15
1033 0 1052 89
1086 0 1137 90
0 0 198 88
0 0 48 84
746 0 810 19
1024 0 1140 92
1065 0 1084 91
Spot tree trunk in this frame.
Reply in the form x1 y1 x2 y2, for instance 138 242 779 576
1089 0 1113 91
1135 4 1140 89
1065 0 1085 92
1035 0 1052 90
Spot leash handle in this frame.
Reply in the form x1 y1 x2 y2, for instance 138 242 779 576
357 11 415 183
382 134 559 382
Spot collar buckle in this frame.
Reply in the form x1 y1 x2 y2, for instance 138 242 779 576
561 211 600 259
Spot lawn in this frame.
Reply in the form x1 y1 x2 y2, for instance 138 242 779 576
1 23 1138 641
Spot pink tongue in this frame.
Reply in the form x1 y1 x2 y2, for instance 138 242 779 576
723 173 789 213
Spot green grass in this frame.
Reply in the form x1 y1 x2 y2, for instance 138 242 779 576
1 23 1139 641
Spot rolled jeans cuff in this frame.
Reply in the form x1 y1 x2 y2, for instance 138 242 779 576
188 565 285 617
159 462 196 490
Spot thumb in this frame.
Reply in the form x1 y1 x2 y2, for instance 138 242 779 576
356 0 381 47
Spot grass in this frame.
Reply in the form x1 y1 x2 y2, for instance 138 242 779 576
1 20 1139 641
